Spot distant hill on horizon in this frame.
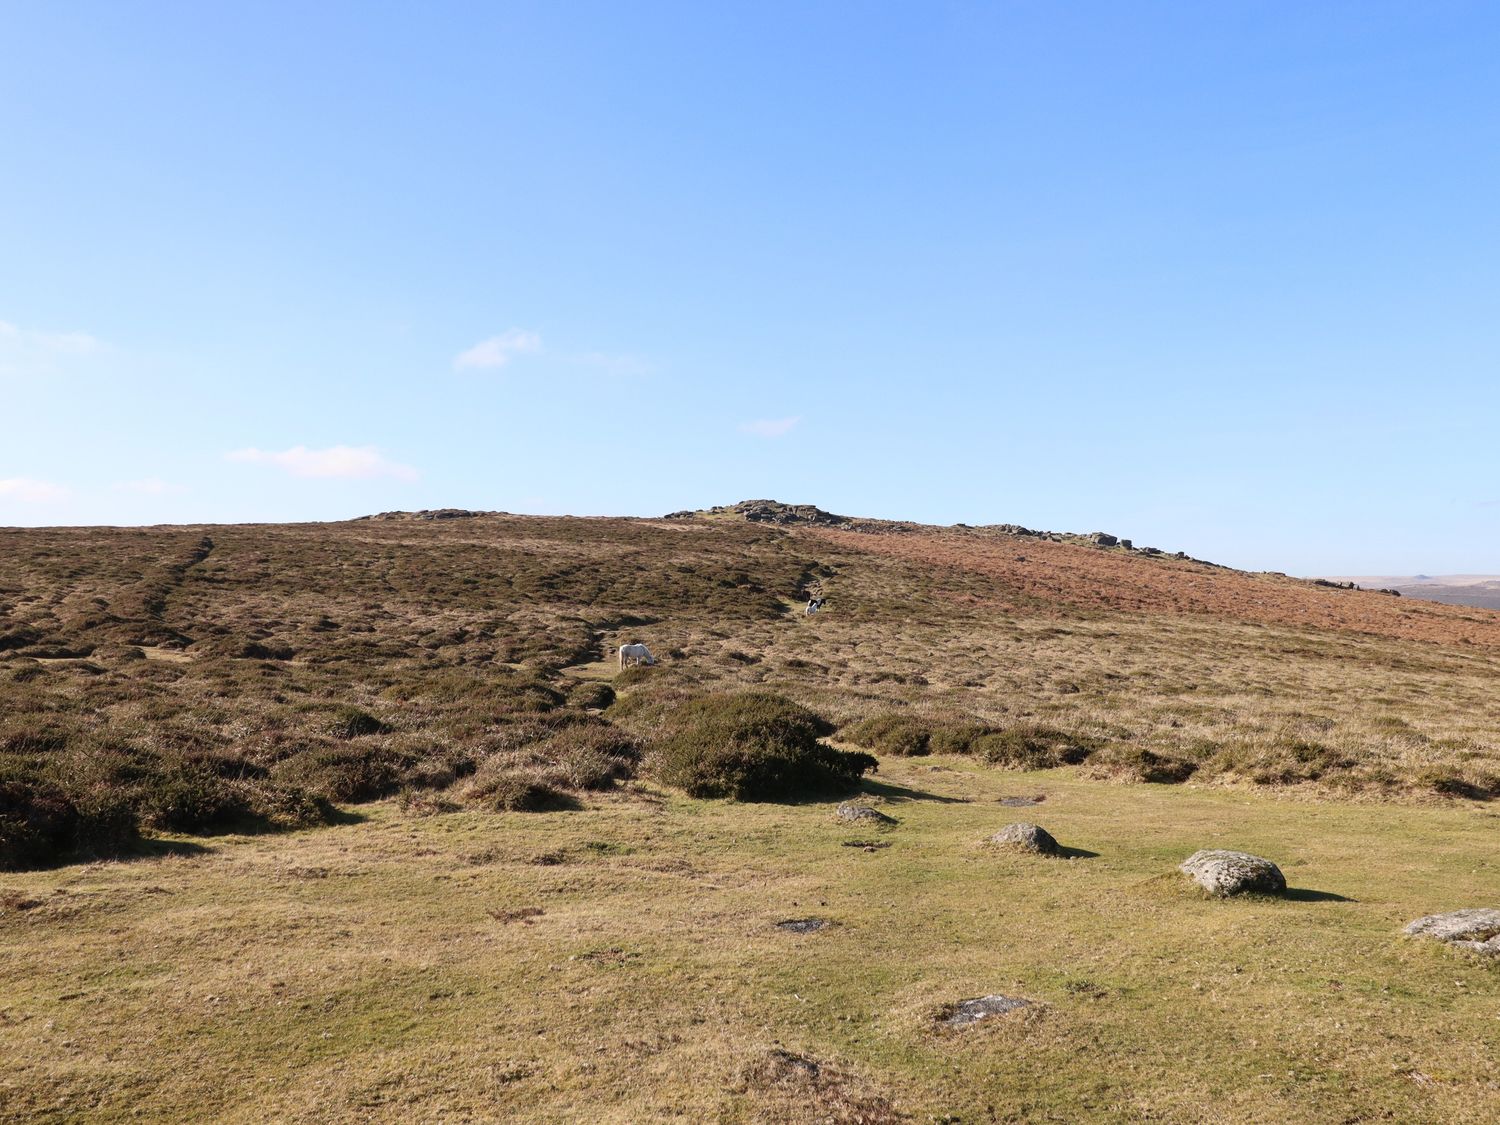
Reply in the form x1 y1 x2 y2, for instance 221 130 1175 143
1318 574 1500 611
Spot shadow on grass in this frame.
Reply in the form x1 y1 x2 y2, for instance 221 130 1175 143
1057 846 1101 860
130 837 215 861
1284 887 1355 903
860 779 969 805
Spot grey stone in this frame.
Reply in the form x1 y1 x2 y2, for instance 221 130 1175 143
775 918 829 934
1404 909 1500 955
944 994 1030 1027
990 822 1060 855
1180 849 1286 896
835 803 895 825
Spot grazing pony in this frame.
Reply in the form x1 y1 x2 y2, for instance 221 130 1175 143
618 642 656 669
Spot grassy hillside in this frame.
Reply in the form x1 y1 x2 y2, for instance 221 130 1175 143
2 505 1497 1121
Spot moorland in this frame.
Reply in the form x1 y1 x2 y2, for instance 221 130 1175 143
2 501 1497 1122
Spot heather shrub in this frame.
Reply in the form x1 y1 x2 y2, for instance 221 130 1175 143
841 713 932 756
1081 745 1197 784
271 743 415 801
0 777 138 870
323 706 393 740
648 692 874 800
464 761 574 811
972 725 1095 769
538 724 641 790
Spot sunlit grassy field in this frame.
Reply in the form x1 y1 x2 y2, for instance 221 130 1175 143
3 758 1497 1123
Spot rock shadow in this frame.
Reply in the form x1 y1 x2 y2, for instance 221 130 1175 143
1283 887 1355 903
1057 845 1101 860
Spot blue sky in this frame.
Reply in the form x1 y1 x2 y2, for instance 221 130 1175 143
2 2 1497 574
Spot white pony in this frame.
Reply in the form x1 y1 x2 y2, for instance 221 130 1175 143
617 642 656 669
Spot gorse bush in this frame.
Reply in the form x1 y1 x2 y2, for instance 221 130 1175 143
648 692 875 800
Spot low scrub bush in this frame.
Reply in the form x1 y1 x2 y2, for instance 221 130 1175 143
1081 746 1197 784
1209 738 1358 786
649 692 875 800
139 768 254 832
841 713 932 756
323 706 393 740
272 744 415 802
464 761 575 811
972 725 1096 769
0 777 139 869
537 724 641 791
237 641 296 661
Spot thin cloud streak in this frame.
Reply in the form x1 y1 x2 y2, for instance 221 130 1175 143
0 477 71 503
739 416 802 438
112 477 188 496
226 445 420 481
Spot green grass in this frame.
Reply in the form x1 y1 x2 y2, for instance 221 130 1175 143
2 757 1496 1123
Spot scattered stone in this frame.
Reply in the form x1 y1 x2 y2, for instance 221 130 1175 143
1404 909 1500 955
990 822 1060 855
1180 850 1286 896
998 793 1046 807
944 994 1030 1027
1089 532 1119 547
841 839 892 850
775 918 829 934
835 802 896 825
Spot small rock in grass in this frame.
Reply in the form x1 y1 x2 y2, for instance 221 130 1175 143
762 1048 820 1080
1180 849 1286 897
990 822 1060 855
944 994 1030 1028
998 793 1045 807
775 918 829 934
1404 908 1500 955
835 802 895 825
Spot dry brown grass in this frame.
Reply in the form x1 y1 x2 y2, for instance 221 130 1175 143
3 510 1500 873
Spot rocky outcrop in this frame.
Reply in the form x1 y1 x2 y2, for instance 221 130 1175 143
989 822 1060 855
1404 909 1500 955
665 500 855 528
1180 849 1286 896
357 509 501 521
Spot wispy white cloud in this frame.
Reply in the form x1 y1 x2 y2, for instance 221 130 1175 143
226 445 419 481
0 477 71 503
740 416 802 438
0 319 102 356
0 319 105 378
453 329 542 371
112 477 188 496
